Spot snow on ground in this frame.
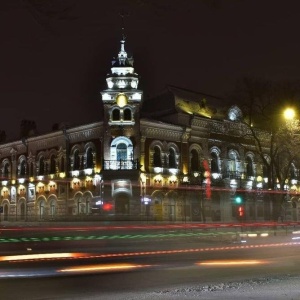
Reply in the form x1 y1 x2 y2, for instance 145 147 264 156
107 275 300 300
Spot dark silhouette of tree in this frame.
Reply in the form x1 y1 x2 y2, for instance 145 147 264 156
230 77 300 220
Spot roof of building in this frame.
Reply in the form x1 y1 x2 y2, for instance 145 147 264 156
142 85 232 121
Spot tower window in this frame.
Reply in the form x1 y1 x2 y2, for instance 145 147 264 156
112 109 120 121
124 108 132 121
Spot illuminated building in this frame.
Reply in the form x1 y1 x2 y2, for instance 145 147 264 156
0 36 299 222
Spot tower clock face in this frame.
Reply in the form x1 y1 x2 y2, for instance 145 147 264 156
116 94 128 107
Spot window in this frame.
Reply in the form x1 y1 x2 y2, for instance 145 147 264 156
50 199 56 218
30 162 34 177
228 150 237 172
290 164 296 179
50 155 56 174
86 148 93 168
4 163 9 178
246 156 254 177
190 149 199 172
74 150 80 170
20 160 26 176
263 165 268 178
39 157 45 175
168 148 176 168
117 143 127 160
124 108 131 121
228 105 243 121
211 152 219 173
112 109 120 121
153 146 162 167
60 156 65 172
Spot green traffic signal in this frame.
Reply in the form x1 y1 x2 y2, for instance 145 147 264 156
235 195 242 204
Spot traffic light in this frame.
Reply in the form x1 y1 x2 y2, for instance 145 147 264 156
234 194 243 204
237 205 244 217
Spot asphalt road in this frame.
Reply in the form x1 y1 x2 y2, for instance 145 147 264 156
0 224 299 299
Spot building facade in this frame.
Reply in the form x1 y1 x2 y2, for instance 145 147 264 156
0 37 299 222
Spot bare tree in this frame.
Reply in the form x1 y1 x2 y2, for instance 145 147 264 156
230 77 300 220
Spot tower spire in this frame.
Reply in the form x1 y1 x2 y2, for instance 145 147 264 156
118 10 129 64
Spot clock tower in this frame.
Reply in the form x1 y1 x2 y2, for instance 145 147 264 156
100 36 143 215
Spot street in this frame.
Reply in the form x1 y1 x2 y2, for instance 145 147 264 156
0 223 299 299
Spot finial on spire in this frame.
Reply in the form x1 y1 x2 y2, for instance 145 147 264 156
119 10 129 42
118 10 130 64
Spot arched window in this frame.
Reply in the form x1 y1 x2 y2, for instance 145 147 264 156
124 108 131 121
246 156 254 177
74 150 80 170
39 157 45 175
4 163 9 178
86 148 93 168
112 109 120 121
117 143 127 160
60 156 65 172
50 155 56 174
153 146 162 167
263 165 268 178
211 152 219 173
30 162 34 177
190 149 199 172
228 150 238 172
290 164 296 179
168 148 176 168
49 199 56 218
20 160 26 176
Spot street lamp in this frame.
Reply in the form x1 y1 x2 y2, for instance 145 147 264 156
283 108 295 120
193 171 206 223
140 173 151 222
182 175 189 223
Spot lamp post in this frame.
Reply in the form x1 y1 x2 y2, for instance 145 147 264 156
140 173 151 222
191 171 204 222
255 175 263 221
181 175 189 223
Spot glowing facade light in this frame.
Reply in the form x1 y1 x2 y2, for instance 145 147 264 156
72 170 79 177
102 93 111 100
84 168 93 175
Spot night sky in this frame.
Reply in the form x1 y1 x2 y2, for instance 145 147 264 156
1 0 300 140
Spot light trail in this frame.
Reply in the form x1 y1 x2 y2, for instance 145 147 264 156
58 263 150 273
0 230 289 244
197 260 268 266
0 252 83 262
1 242 299 263
1 221 300 232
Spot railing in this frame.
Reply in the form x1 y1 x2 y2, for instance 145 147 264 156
222 171 258 180
103 159 140 170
